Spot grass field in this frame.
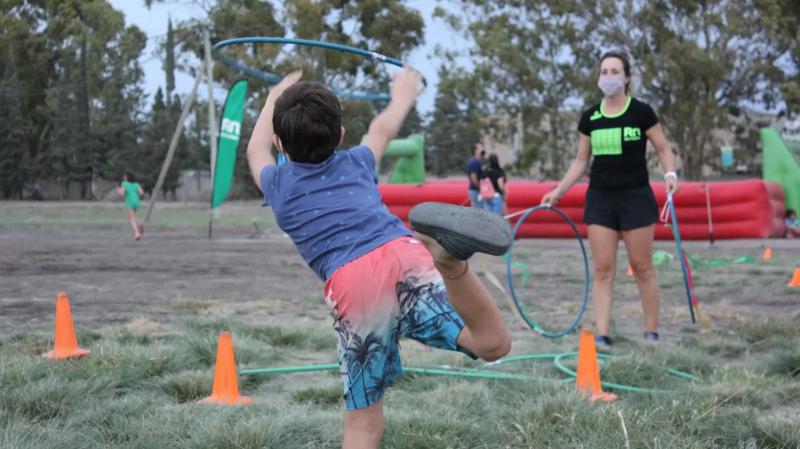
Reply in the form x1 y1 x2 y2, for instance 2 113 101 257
1 201 799 449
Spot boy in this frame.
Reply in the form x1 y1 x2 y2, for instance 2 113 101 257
247 69 513 449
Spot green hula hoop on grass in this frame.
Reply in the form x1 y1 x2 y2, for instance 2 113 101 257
240 352 700 394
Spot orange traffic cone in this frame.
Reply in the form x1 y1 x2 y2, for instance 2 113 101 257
626 265 634 276
199 332 252 405
788 269 800 287
576 330 618 402
43 292 91 360
763 247 772 261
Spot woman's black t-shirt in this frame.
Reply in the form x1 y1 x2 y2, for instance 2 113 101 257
577 97 659 191
484 167 506 194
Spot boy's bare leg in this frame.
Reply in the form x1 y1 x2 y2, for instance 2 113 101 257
415 233 511 361
343 400 384 449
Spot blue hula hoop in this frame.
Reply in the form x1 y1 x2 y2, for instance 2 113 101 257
212 37 427 102
666 194 697 324
505 205 590 339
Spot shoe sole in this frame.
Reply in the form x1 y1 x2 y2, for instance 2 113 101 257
408 202 513 260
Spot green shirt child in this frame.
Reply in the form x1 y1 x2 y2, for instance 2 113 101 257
120 180 142 210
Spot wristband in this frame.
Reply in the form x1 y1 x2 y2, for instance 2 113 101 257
664 171 678 180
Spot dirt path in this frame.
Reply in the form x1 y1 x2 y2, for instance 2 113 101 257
1 203 797 340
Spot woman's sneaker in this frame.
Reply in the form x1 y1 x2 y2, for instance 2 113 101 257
644 332 659 342
595 335 613 347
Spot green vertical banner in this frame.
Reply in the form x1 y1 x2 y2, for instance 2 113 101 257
211 79 249 209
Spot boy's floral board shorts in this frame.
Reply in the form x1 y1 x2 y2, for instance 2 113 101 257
324 237 474 411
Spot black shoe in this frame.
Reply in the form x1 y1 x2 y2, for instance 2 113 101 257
409 202 513 260
644 332 659 342
595 335 613 346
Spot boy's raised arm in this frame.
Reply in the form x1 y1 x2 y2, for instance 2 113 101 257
247 70 303 192
363 68 423 166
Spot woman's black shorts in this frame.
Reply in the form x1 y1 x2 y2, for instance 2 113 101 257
583 185 659 231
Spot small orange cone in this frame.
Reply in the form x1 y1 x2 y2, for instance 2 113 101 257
576 330 618 402
763 247 772 261
200 332 252 405
788 269 800 287
626 265 634 276
43 292 91 360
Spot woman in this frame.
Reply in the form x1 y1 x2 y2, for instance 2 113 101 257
541 51 678 345
483 153 507 215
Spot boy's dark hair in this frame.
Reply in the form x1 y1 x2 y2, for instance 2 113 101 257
787 209 796 219
273 82 342 163
124 171 136 182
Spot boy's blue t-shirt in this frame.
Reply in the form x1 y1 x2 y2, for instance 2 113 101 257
261 145 413 281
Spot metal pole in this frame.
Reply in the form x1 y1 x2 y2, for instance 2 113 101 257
204 28 218 184
144 70 203 224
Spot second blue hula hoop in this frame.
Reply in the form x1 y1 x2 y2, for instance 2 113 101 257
212 37 427 102
665 194 697 324
505 205 590 339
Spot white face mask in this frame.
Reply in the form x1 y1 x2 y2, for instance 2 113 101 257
598 75 626 97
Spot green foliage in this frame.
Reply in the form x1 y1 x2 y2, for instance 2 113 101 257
435 0 800 179
0 0 147 199
426 67 483 175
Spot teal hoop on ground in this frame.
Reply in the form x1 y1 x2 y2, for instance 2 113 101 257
505 205 591 339
213 37 427 101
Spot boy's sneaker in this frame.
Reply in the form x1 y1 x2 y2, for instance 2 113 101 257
408 202 513 260
643 332 659 342
595 335 613 347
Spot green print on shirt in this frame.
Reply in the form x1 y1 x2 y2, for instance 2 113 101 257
590 110 603 121
623 127 641 141
590 127 623 156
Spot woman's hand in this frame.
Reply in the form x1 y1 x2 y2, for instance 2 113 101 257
540 189 561 207
664 176 680 194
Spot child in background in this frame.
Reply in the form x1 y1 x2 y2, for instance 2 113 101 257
246 69 513 449
785 209 800 238
117 171 144 240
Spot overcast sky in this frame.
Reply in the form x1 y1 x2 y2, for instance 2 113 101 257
108 0 465 114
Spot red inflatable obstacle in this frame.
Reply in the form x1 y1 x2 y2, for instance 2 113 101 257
379 179 786 240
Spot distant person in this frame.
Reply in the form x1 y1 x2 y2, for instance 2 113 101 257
466 142 486 208
785 209 800 238
483 153 507 215
117 171 144 241
246 70 512 449
542 51 678 346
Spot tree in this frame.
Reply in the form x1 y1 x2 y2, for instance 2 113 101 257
0 45 28 199
168 0 425 188
0 0 147 198
164 17 176 103
437 0 800 180
426 67 483 176
586 0 796 179
436 1 597 177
